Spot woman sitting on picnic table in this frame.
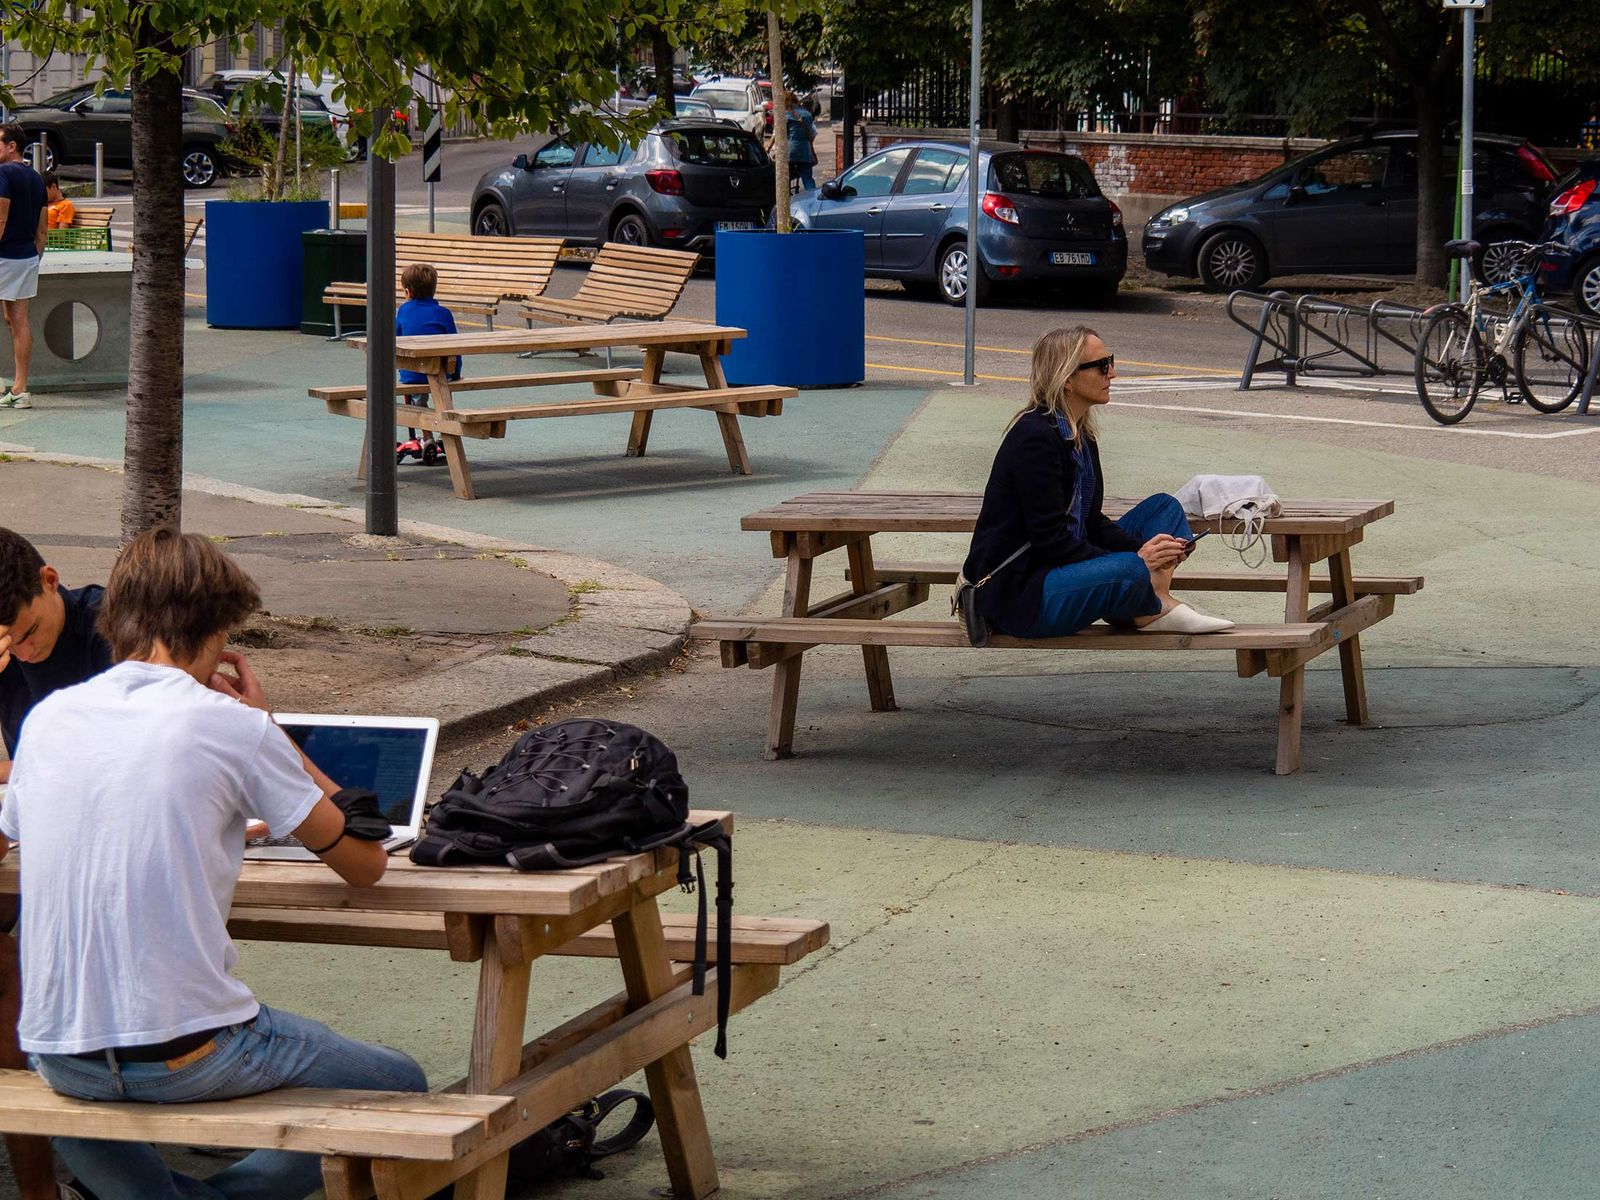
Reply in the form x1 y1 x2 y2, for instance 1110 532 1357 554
962 325 1235 638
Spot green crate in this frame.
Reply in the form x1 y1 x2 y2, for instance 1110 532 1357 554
46 227 110 252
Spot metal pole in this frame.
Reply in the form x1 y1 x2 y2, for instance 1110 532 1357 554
427 78 438 234
330 168 340 230
365 114 398 536
962 0 981 386
1460 7 1475 264
94 142 103 197
29 142 41 173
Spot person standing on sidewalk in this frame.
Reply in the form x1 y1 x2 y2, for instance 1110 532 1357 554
4 529 428 1200
0 124 45 411
785 92 817 193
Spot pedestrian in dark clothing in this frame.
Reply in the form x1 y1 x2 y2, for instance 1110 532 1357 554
0 124 46 410
785 91 817 193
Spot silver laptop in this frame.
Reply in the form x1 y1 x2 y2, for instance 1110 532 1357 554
245 713 439 860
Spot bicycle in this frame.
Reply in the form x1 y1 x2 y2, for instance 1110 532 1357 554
1413 238 1592 425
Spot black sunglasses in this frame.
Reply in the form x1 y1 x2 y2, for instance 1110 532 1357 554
1075 355 1115 376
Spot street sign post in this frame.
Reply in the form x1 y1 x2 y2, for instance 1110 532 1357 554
1446 0 1477 300
423 95 442 234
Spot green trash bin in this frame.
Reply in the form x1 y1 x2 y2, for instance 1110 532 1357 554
300 229 367 337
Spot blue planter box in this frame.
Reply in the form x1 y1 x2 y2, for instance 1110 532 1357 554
206 200 330 329
715 228 865 388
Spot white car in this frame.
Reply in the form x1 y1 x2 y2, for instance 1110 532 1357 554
690 79 764 138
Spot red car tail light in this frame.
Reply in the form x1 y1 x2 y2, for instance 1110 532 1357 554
1107 198 1123 228
1551 178 1597 215
645 169 685 195
1517 145 1556 183
981 192 1019 225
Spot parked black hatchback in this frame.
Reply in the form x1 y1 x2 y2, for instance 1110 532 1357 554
1143 131 1558 291
470 119 774 253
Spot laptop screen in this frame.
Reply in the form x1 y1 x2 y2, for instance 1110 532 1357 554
278 723 431 826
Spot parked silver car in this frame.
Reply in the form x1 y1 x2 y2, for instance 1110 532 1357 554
470 119 775 253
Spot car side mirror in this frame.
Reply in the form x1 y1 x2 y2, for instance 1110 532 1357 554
1286 184 1307 204
512 153 531 170
818 179 843 200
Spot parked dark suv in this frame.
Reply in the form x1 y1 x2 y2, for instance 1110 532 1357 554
1143 131 1558 291
1537 159 1600 315
14 85 233 188
470 119 775 252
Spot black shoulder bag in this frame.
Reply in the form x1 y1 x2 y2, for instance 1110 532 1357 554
951 542 1031 647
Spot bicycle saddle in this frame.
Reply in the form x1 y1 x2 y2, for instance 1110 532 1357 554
1443 238 1481 260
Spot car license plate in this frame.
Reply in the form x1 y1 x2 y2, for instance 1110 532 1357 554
1050 251 1095 265
717 221 757 231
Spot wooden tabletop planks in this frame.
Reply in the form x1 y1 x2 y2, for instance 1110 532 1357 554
350 321 748 364
0 812 732 918
740 492 1395 537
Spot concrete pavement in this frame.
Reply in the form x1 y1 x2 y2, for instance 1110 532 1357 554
2 255 1600 1199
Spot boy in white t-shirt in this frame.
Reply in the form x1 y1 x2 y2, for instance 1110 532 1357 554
0 529 426 1200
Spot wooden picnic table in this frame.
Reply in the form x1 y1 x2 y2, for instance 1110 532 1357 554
0 810 828 1199
694 492 1422 775
322 321 793 499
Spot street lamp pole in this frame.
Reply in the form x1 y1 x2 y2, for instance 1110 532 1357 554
1444 0 1482 300
961 0 981 386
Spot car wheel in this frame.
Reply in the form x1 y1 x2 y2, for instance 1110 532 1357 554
611 212 653 248
25 134 57 174
1473 235 1525 286
1196 231 1268 292
1574 253 1600 318
473 202 509 237
182 145 218 189
937 241 987 306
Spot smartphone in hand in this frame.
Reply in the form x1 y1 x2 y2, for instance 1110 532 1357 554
1182 531 1210 554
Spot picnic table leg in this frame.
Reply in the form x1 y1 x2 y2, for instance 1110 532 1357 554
1276 538 1312 775
612 897 720 1199
1327 545 1370 725
453 917 532 1200
627 347 666 458
768 547 813 760
427 372 476 500
700 347 753 476
846 539 897 712
356 430 368 481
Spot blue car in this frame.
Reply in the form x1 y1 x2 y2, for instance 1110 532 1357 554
1537 159 1600 315
792 140 1126 305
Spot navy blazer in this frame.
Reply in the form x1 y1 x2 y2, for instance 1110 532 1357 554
961 410 1143 635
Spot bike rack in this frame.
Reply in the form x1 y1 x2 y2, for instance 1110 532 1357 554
1229 289 1433 391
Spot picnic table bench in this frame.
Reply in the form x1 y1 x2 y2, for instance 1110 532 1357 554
323 232 566 338
312 321 794 499
0 810 828 1199
521 242 699 328
693 492 1422 775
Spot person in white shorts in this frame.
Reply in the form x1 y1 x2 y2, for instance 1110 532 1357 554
0 123 46 411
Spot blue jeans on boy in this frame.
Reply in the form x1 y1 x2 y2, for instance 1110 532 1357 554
1020 493 1191 638
35 1004 427 1200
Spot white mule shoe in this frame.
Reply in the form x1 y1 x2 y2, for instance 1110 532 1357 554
1140 602 1235 634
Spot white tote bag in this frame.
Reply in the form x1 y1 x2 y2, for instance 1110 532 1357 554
1174 475 1281 566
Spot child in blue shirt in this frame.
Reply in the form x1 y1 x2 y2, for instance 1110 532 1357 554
395 262 462 463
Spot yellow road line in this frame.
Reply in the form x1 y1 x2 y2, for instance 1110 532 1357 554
865 332 1236 376
869 361 1199 385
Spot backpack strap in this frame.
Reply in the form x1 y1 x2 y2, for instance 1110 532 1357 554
587 1089 655 1160
679 819 733 1059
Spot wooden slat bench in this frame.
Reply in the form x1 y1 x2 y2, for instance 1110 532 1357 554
69 206 115 231
318 322 795 497
323 232 566 339
693 491 1422 775
522 242 699 327
0 1073 508 1162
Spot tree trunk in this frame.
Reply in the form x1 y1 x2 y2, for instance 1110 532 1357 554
122 38 187 540
272 57 295 202
767 9 789 232
996 97 1020 143
652 28 675 116
1413 81 1447 288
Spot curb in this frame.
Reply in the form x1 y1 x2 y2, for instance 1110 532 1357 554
0 446 692 742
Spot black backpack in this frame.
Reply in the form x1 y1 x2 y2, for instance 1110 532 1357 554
411 718 733 1056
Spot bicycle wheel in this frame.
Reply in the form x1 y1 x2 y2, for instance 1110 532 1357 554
1415 307 1483 425
1514 307 1591 413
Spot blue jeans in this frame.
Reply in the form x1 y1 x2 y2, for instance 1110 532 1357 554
35 1005 427 1200
1021 493 1192 638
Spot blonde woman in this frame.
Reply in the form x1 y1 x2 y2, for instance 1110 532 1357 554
961 326 1234 638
